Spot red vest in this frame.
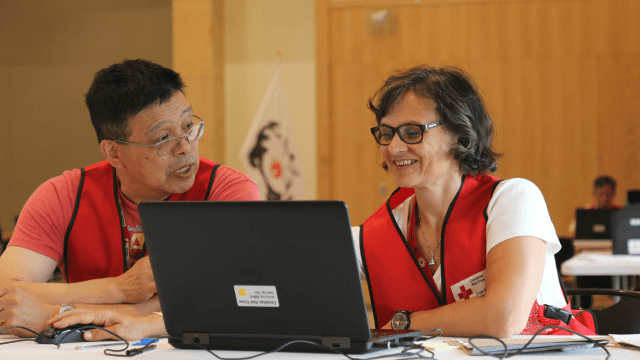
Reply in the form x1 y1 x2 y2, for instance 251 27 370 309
362 174 499 328
62 158 219 283
361 175 596 335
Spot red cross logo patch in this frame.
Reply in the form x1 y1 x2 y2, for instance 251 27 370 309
450 270 486 302
457 285 473 300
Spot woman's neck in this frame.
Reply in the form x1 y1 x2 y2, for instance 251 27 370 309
413 170 463 228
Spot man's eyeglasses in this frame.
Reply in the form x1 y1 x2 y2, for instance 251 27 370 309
113 116 204 157
371 121 443 145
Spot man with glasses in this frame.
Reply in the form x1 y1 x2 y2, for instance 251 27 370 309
0 59 260 337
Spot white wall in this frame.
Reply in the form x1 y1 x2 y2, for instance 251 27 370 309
224 0 316 199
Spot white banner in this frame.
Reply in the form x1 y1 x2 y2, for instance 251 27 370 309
240 65 303 200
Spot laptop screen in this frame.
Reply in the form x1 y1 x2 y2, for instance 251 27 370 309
139 201 372 343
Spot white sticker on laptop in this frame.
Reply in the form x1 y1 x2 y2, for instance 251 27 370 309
234 285 280 307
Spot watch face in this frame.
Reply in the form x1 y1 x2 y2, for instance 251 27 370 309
391 312 409 330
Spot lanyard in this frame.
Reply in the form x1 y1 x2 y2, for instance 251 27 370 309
115 189 131 272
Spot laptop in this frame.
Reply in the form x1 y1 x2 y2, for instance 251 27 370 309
138 201 420 354
612 206 640 255
574 209 617 240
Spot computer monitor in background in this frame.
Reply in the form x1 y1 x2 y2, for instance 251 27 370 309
612 207 640 255
627 190 640 206
575 209 617 240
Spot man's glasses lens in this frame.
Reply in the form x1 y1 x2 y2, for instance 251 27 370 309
156 118 204 156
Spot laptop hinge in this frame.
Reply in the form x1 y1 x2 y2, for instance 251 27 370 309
321 336 351 349
183 332 209 345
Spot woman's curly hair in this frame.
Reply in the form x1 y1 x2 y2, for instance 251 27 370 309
368 65 500 175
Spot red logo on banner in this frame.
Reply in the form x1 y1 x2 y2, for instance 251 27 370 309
270 159 283 179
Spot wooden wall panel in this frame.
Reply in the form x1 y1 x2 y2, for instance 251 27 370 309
172 0 225 162
318 0 640 232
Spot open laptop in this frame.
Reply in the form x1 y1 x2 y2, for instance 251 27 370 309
138 201 420 354
612 206 640 255
575 209 617 240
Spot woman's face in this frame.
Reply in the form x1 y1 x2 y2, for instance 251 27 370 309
380 91 459 190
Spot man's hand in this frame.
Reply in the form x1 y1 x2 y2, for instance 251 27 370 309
0 286 59 337
111 256 156 304
47 309 165 341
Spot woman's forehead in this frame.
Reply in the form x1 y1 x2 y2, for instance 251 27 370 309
381 93 438 126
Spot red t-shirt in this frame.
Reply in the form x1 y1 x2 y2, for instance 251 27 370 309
9 166 260 268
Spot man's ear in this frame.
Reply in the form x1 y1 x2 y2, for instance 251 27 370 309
100 140 124 169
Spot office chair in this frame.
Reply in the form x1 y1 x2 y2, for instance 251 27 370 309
566 289 640 335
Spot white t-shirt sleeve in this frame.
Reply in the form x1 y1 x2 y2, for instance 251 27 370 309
486 178 566 308
486 179 561 255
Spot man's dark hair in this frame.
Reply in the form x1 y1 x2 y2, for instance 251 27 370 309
368 65 500 175
85 59 185 143
594 175 617 190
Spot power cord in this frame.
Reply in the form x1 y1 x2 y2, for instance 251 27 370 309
0 327 435 359
468 325 610 360
12 323 609 359
181 336 435 360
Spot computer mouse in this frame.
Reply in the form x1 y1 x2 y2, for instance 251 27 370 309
36 324 90 344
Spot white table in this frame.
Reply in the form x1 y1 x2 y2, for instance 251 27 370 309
1 336 639 359
561 251 640 291
561 251 640 304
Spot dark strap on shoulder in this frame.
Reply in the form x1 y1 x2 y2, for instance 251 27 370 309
63 168 86 283
204 164 222 200
483 179 503 222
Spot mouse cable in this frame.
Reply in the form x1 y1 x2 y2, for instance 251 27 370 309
0 324 132 351
103 334 166 357
467 325 610 360
176 330 441 360
1 324 164 357
0 338 36 346
0 325 58 346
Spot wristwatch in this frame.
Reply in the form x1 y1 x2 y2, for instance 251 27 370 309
59 304 76 314
391 310 413 330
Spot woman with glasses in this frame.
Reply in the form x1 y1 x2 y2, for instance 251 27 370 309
357 66 595 337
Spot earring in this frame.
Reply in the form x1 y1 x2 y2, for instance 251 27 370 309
382 162 389 171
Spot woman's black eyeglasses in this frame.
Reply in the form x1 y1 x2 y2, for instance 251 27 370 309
371 121 443 145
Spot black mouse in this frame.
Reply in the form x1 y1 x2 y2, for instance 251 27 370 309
36 324 89 344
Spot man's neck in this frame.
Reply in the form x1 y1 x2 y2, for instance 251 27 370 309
117 178 170 204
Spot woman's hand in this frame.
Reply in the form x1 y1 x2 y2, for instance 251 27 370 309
46 309 165 341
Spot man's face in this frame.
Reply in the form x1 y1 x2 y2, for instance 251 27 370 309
116 91 200 202
594 184 616 209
